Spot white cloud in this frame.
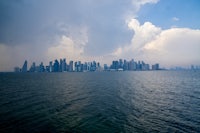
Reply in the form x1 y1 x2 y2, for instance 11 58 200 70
128 19 161 50
46 34 116 66
125 0 159 20
172 17 179 21
134 0 159 5
112 18 200 67
132 0 159 11
46 27 88 62
112 19 161 59
143 28 200 67
47 36 85 61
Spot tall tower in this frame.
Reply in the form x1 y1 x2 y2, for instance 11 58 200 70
29 62 36 72
69 61 73 72
22 60 28 72
53 59 59 72
49 61 53 72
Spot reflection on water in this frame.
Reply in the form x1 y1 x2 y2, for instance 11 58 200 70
0 71 200 132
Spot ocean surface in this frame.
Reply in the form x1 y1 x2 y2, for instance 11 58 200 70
0 71 200 133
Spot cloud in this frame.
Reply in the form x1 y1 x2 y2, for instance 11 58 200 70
134 0 159 5
172 17 179 21
143 28 200 67
131 0 159 11
128 19 162 50
46 27 88 62
47 36 84 61
124 0 159 20
46 33 115 65
112 19 161 59
112 19 200 67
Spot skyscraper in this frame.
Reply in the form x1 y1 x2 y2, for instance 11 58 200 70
111 60 119 70
123 60 128 71
22 60 28 72
39 62 45 72
63 58 67 71
49 61 53 72
104 64 108 71
152 63 159 70
14 67 20 72
69 61 73 72
29 62 36 72
119 59 123 69
53 59 59 72
59 59 63 72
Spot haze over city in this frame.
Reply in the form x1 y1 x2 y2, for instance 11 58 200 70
0 0 200 71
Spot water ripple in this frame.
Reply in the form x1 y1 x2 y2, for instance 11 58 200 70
0 71 200 132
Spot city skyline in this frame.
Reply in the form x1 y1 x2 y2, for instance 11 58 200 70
0 0 200 71
14 58 161 73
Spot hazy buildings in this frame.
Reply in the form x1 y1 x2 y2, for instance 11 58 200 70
105 59 152 71
29 62 36 72
14 67 21 72
104 64 108 71
53 59 59 72
39 62 45 72
22 60 28 72
49 61 53 72
14 58 162 72
152 63 159 70
69 61 73 72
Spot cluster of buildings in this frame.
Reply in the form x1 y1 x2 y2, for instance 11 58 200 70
14 58 160 73
169 65 200 70
191 65 200 70
14 59 101 73
104 59 159 71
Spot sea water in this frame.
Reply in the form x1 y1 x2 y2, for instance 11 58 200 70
0 71 200 132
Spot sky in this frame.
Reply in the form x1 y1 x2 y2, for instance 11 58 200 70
0 0 200 71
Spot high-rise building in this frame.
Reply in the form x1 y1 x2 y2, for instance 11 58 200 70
74 61 78 72
129 59 136 70
104 64 108 71
123 60 128 71
111 60 119 70
63 58 67 71
145 64 150 70
75 61 80 72
53 59 59 72
49 61 53 72
119 59 123 69
69 61 73 72
22 60 28 72
91 61 97 71
29 62 36 72
152 63 159 70
39 62 45 72
83 62 87 71
137 61 142 70
46 66 50 72
59 59 63 72
97 62 100 71
14 67 21 72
